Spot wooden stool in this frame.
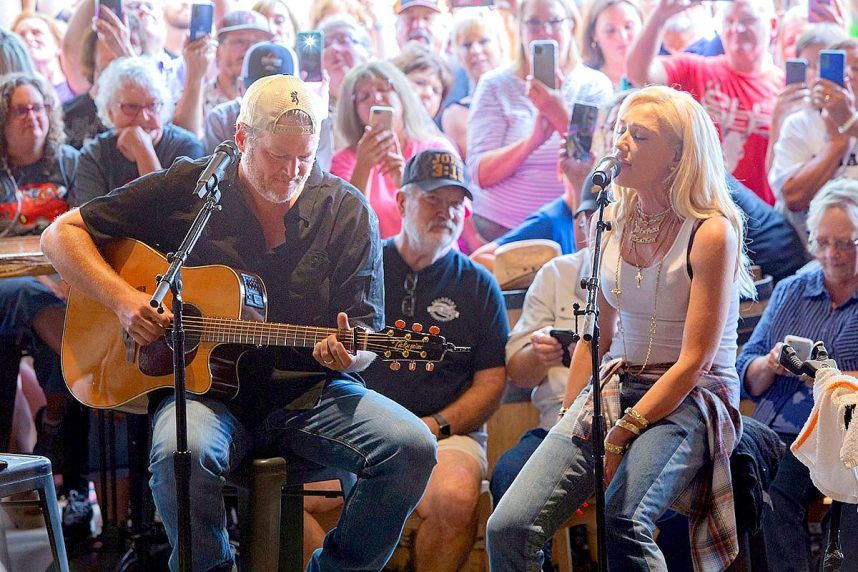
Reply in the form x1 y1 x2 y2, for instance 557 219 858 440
224 456 355 572
0 454 69 572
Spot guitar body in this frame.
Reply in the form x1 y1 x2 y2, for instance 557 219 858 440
62 239 266 413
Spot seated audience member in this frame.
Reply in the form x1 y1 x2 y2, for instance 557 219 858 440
253 0 300 47
580 0 643 91
205 10 273 115
491 186 593 506
769 38 858 247
765 23 848 174
331 60 457 238
391 42 453 124
626 0 782 204
12 12 75 102
0 72 86 499
440 9 508 159
319 15 373 150
0 27 37 76
466 0 612 241
72 57 204 206
737 178 858 572
307 149 508 571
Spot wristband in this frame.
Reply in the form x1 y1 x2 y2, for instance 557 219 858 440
838 112 858 135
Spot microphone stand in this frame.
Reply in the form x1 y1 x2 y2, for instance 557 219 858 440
571 180 612 572
149 175 224 572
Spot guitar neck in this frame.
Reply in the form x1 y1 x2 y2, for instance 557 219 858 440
187 317 362 352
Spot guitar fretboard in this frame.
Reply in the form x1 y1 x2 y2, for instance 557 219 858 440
182 317 362 351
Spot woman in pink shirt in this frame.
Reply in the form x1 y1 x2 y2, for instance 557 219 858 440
332 60 457 238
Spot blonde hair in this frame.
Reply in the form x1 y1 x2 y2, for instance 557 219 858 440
450 9 510 67
336 60 439 149
611 86 755 298
309 0 372 29
514 0 582 76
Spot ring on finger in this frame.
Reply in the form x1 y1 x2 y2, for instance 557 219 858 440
825 94 831 103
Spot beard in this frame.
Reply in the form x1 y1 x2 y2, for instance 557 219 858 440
241 153 311 205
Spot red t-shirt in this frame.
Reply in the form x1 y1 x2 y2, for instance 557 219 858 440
661 54 782 205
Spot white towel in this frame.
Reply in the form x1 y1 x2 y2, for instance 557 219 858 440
791 368 858 503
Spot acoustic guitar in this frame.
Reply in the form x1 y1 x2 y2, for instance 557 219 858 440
62 239 466 413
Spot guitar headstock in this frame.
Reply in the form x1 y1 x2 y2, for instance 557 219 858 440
372 320 470 372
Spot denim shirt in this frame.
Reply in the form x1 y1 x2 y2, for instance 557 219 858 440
737 268 858 434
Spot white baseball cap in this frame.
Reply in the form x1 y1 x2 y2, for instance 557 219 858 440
237 74 321 136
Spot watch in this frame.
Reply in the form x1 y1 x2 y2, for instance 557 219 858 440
431 413 451 440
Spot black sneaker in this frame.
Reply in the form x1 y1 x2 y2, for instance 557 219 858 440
62 489 93 543
32 407 64 471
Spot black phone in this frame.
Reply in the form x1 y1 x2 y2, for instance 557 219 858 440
96 0 123 20
820 49 846 87
785 58 808 85
189 3 214 41
549 328 577 367
296 30 324 83
565 103 600 160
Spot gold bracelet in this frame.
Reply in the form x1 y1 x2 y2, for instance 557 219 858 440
604 442 626 456
615 418 641 436
557 406 569 419
624 407 650 429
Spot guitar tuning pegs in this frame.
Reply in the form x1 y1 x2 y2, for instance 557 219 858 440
408 362 417 371
395 319 406 328
428 326 440 335
425 363 435 372
390 361 401 371
412 323 423 332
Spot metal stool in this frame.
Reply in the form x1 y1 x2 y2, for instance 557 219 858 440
225 456 355 572
0 454 69 572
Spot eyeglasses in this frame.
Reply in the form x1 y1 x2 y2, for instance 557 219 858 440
116 101 164 117
809 237 858 253
352 80 395 104
523 17 568 32
9 103 51 120
401 272 418 318
324 34 360 49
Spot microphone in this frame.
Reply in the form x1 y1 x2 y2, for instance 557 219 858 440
193 141 238 198
591 153 621 187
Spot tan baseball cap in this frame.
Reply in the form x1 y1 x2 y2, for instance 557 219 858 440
237 74 321 136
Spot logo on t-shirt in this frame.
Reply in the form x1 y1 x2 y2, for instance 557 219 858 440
427 297 459 322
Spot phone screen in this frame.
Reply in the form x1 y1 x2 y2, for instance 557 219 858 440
189 3 214 41
819 50 846 87
531 40 557 89
566 103 599 160
785 59 808 85
296 31 324 83
96 0 123 20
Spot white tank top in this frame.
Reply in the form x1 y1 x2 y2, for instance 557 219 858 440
600 216 740 370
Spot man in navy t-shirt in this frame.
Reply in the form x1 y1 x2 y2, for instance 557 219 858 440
366 149 509 570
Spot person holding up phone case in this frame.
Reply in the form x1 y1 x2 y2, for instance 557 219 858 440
466 0 612 241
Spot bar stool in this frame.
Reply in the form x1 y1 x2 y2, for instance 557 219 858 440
225 456 355 572
0 454 69 572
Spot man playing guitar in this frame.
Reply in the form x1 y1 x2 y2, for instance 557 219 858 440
41 75 438 572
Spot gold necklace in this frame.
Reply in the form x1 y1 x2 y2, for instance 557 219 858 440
631 202 672 244
613 235 664 375
628 215 677 287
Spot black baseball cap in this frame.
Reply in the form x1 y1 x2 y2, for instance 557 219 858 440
241 42 298 88
402 150 473 200
574 176 598 218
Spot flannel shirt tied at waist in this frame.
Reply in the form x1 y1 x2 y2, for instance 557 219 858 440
570 358 744 572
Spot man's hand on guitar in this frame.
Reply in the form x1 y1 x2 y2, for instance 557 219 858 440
115 289 173 346
313 312 356 372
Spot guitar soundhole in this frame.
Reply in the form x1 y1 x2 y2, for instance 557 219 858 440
139 304 203 377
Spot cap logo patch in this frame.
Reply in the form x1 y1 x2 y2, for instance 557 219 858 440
431 153 464 182
260 54 283 69
291 91 299 104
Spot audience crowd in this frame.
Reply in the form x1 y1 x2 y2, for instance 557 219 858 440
1 0 857 569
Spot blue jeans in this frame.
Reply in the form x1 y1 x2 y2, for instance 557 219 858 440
487 379 710 572
763 432 858 572
149 379 437 572
490 427 549 506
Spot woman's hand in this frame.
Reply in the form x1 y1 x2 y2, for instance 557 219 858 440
92 7 135 59
603 424 636 487
773 82 810 125
355 125 395 171
559 142 595 192
525 72 569 135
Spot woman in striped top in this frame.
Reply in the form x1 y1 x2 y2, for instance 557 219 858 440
465 0 612 241
738 178 858 572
